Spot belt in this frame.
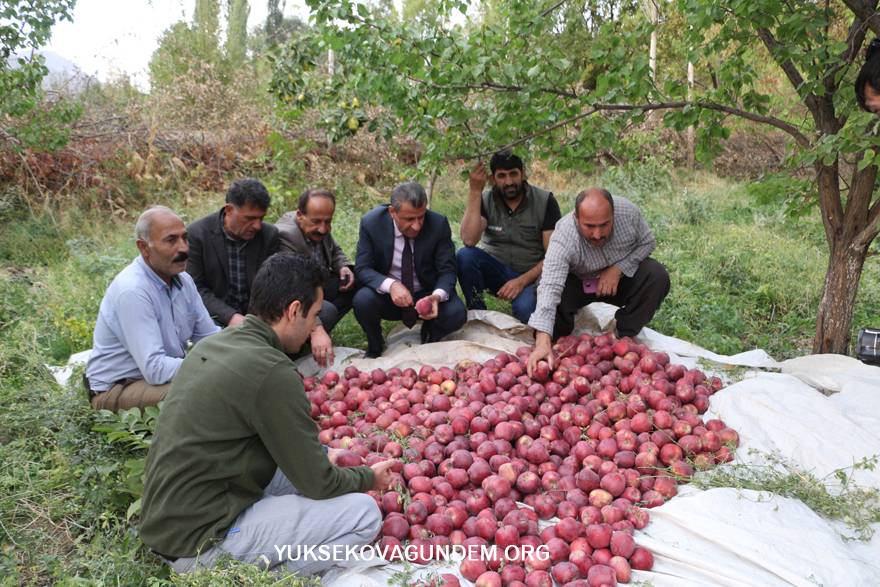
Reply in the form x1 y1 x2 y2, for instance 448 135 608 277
82 374 137 398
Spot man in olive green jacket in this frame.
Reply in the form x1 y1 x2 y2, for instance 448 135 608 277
139 253 394 576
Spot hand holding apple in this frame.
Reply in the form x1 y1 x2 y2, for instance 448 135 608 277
415 295 439 320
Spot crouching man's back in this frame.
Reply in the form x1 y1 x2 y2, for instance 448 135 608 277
139 252 394 576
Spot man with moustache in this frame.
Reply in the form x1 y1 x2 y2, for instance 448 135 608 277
84 206 219 411
187 178 280 327
276 188 354 366
527 188 669 376
457 150 561 324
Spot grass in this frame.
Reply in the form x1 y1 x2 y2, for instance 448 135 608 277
1 160 879 583
692 450 880 542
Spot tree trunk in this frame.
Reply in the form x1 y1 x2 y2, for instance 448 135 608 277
686 61 694 168
813 238 869 354
811 155 877 355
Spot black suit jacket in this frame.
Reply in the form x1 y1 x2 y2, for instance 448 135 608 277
186 209 280 325
355 205 458 295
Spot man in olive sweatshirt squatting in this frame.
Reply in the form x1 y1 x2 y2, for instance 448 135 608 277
139 253 395 575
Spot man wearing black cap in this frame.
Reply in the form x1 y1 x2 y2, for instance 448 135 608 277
457 150 561 324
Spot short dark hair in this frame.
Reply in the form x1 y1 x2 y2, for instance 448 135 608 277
489 149 524 174
248 253 325 324
226 178 271 210
297 188 336 214
390 181 427 211
575 188 614 217
856 38 880 111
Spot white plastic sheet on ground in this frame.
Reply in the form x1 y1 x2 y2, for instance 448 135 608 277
313 308 880 587
49 307 880 586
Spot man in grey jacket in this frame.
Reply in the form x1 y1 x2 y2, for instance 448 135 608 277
277 188 355 364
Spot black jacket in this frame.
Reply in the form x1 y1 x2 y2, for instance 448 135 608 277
186 208 280 325
355 205 457 296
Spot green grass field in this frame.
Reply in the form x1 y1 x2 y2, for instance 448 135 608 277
0 161 878 584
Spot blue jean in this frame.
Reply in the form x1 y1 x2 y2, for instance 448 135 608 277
456 246 537 324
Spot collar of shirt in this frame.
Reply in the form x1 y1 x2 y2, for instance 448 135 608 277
242 314 286 353
379 216 423 294
135 255 182 291
220 209 248 249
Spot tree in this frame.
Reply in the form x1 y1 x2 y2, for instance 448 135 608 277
148 21 200 89
226 0 250 66
0 0 79 150
194 0 221 63
275 0 880 354
266 0 285 47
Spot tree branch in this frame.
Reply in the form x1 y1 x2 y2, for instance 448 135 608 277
406 75 580 99
756 27 820 118
842 0 880 38
540 0 570 18
592 101 812 148
452 100 811 160
459 107 600 160
826 5 876 101
858 194 880 247
843 2 876 64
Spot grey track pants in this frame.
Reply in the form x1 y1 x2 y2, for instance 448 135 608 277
167 468 383 576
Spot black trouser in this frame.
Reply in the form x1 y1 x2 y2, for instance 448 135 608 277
553 258 670 339
353 287 467 356
319 275 354 333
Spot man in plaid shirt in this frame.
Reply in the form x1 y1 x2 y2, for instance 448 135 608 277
527 188 669 374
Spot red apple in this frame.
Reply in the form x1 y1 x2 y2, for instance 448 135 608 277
630 546 654 570
416 297 434 317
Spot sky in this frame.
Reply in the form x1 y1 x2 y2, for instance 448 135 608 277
45 0 311 88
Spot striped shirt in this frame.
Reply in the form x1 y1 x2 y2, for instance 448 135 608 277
528 196 656 335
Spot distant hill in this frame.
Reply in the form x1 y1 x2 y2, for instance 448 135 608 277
9 50 97 93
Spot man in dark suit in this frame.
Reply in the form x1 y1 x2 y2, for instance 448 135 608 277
186 178 280 327
354 182 467 358
276 188 353 366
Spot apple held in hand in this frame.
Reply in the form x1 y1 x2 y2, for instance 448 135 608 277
416 296 434 318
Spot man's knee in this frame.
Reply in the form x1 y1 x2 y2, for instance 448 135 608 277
343 493 382 542
455 246 483 271
363 496 382 540
511 286 537 323
443 296 468 332
319 300 339 327
353 288 380 314
642 258 670 293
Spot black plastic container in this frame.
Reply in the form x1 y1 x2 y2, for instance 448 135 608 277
856 327 880 365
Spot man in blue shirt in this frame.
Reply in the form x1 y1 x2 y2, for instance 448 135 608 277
85 206 219 411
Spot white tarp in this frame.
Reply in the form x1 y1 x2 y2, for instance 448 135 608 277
315 308 880 587
50 307 880 586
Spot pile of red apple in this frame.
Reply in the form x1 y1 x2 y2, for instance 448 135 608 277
303 333 740 587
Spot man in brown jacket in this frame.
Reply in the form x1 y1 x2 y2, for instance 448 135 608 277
277 189 355 364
